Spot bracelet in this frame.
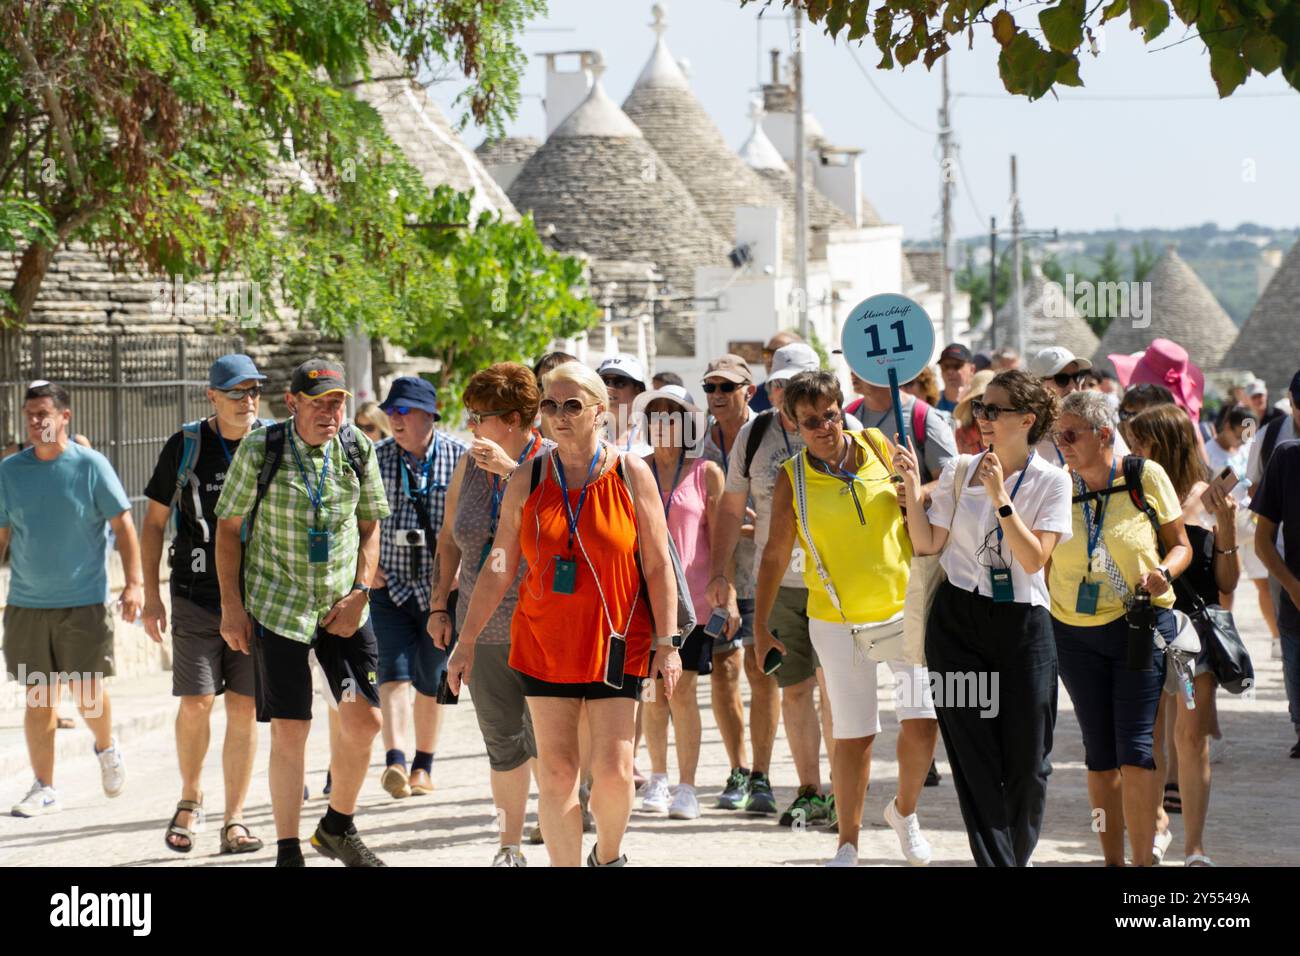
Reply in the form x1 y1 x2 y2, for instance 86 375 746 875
1213 546 1239 555
430 608 451 616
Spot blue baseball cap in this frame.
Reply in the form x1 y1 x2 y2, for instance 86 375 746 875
380 376 441 421
209 354 266 390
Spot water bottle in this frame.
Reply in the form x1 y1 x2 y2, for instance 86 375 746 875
1126 587 1153 672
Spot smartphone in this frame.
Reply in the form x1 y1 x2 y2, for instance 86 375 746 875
762 647 784 676
1202 465 1239 509
703 608 729 639
602 632 628 689
435 670 459 705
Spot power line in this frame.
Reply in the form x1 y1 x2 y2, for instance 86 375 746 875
953 90 1294 101
845 44 939 136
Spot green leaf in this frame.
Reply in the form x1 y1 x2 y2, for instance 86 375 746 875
1039 0 1086 53
1241 30 1283 75
1209 45 1249 97
1055 54 1084 87
1129 0 1171 43
1101 0 1129 24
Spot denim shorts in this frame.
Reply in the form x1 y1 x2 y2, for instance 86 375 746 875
371 587 450 697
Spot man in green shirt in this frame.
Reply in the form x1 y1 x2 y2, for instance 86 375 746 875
215 359 390 867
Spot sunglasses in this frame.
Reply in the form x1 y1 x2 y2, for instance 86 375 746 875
539 398 597 418
970 400 1025 422
601 375 635 390
1051 427 1094 446
388 405 426 417
701 381 742 394
465 408 509 426
798 409 843 432
1044 370 1090 389
219 386 262 401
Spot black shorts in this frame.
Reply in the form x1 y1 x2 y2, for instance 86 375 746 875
252 618 382 722
516 669 644 701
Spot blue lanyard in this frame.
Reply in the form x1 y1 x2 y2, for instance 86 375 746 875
554 446 603 554
810 436 866 525
713 423 731 472
994 451 1035 547
1054 442 1065 466
779 418 794 460
212 421 235 465
400 434 439 502
1080 458 1117 563
489 433 539 531
651 449 686 521
288 429 331 523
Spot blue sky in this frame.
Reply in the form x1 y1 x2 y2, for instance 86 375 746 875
426 0 1299 244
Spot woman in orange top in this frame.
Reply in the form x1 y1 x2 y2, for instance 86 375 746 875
449 360 681 868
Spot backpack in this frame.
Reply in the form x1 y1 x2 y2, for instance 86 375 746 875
1255 415 1287 497
170 417 276 536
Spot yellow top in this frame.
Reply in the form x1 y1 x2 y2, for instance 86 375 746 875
1048 459 1182 627
784 428 912 624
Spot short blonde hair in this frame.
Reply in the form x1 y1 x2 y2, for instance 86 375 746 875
542 361 610 412
353 401 392 439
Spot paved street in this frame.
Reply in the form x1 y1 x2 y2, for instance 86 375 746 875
2 600 1296 868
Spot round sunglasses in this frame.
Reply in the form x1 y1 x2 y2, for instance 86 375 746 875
539 398 598 418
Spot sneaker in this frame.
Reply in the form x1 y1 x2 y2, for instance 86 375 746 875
579 781 595 833
825 843 858 867
381 764 411 799
779 784 822 828
586 843 628 867
925 760 941 787
668 784 700 820
96 739 125 797
744 772 777 815
491 846 527 867
528 824 545 845
884 798 932 866
310 824 386 867
12 780 60 817
640 774 671 813
1153 827 1173 865
716 767 751 810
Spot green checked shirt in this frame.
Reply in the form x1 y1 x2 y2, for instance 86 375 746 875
215 423 390 644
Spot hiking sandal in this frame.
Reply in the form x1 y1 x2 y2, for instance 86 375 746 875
1163 782 1182 814
220 821 265 855
165 799 204 853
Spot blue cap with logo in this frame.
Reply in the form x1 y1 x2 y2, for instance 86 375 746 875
209 354 266 390
380 376 441 421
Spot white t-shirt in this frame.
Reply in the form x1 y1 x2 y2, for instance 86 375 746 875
928 451 1074 608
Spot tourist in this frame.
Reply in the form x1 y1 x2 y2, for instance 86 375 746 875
937 343 976 414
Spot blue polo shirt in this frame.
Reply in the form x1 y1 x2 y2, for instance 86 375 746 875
0 444 132 608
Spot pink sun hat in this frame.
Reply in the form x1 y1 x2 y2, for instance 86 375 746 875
1109 338 1205 422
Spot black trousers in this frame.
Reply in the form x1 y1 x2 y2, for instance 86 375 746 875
925 579 1058 867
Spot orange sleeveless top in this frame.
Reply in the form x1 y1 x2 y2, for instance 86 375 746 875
509 452 653 683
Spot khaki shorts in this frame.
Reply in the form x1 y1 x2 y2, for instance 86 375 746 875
2 604 116 683
768 587 820 689
171 595 255 698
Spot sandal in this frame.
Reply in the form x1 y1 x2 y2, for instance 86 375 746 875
1185 853 1216 867
165 799 204 854
1162 782 1181 814
220 821 265 855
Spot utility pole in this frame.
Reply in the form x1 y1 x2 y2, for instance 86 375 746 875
1010 155 1025 358
939 58 954 344
988 216 997 349
793 4 809 338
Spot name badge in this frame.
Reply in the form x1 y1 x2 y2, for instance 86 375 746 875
307 528 331 564
990 567 1014 603
1076 579 1100 615
553 557 577 595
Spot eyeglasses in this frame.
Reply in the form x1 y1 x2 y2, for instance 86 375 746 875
219 386 262 401
466 409 509 426
601 375 635 390
1051 427 1094 446
701 381 742 394
798 409 843 432
970 400 1025 422
539 398 597 418
1044 371 1090 389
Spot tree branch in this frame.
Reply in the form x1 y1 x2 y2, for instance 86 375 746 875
10 30 85 196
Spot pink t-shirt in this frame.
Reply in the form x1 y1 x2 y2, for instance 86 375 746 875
654 456 714 626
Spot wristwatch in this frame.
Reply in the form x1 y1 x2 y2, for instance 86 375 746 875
656 633 683 648
997 503 1015 518
352 583 372 599
1158 566 1173 585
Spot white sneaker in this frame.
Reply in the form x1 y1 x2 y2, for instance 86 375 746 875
491 845 527 867
1153 827 1173 865
640 774 671 813
825 843 858 867
1271 641 1283 661
12 780 61 817
668 784 700 820
96 739 125 797
884 797 932 866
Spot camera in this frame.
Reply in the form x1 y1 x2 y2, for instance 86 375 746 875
395 528 426 548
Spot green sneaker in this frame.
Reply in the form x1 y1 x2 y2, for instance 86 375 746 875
779 784 822 828
744 772 777 815
716 767 751 810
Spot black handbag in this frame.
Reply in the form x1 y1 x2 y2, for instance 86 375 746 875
1176 580 1255 695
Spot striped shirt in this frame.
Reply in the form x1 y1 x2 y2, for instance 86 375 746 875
215 423 390 644
375 433 467 611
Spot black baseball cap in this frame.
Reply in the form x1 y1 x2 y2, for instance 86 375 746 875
290 359 351 398
939 343 973 365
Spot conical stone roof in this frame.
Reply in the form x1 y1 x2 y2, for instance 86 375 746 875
993 268 1101 359
739 101 850 238
1223 240 1300 400
507 63 726 356
1092 247 1238 372
622 7 791 255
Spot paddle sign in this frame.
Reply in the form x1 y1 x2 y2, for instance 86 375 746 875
839 293 936 444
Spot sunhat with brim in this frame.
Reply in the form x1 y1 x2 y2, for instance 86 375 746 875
953 369 997 427
1110 337 1204 423
632 384 703 420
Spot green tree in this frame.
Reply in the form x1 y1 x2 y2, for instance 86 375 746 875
745 1 1299 100
1132 240 1159 282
